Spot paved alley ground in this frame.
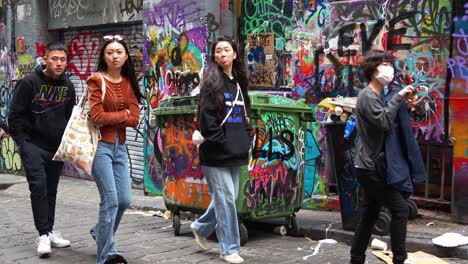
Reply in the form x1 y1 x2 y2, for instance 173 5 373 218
0 176 464 264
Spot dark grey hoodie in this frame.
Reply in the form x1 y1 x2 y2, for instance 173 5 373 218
354 86 403 170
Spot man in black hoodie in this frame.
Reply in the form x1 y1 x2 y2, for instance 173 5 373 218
8 42 75 257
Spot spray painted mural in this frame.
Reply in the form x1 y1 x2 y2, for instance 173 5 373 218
241 0 463 210
242 110 305 217
155 93 311 217
48 0 143 29
157 115 209 209
142 0 208 195
450 1 468 223
0 5 21 174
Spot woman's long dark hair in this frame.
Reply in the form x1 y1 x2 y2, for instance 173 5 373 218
96 38 143 103
200 36 250 119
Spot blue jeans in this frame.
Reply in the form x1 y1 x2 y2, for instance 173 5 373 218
91 139 131 264
192 166 240 255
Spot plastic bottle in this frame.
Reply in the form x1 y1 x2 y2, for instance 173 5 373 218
344 114 356 140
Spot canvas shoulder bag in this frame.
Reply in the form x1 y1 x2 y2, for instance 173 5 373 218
52 73 106 175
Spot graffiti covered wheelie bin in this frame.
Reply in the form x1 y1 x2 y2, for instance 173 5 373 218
154 93 314 245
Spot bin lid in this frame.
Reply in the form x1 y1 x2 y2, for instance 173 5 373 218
249 92 314 114
154 93 315 117
153 96 198 116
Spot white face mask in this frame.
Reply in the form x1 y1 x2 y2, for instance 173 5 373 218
375 65 394 86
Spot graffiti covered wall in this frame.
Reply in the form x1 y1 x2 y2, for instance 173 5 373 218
0 1 52 175
142 0 236 196
241 0 461 209
48 0 143 29
143 0 209 195
450 1 468 223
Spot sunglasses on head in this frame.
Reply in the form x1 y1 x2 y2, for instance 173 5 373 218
103 35 124 41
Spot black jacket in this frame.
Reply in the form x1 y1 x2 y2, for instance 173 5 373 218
384 88 426 193
198 74 251 167
8 66 75 151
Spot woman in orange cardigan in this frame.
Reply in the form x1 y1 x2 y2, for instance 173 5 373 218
87 35 142 264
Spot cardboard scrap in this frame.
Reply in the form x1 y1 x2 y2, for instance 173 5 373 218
372 250 449 264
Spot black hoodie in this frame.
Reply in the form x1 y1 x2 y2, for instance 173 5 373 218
8 66 76 152
198 74 251 167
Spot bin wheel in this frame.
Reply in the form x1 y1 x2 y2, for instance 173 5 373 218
286 215 299 236
381 207 391 216
172 213 181 236
407 199 418 219
373 211 391 236
238 222 248 246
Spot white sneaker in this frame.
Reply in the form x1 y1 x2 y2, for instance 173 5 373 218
190 222 210 251
220 253 244 263
48 231 71 248
36 235 51 257
404 259 413 264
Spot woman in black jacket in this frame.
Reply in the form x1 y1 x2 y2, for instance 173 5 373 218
190 36 251 264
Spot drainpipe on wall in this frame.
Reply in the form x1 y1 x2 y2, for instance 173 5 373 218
9 0 17 54
444 0 455 143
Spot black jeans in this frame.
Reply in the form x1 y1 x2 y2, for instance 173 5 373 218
20 141 64 236
350 168 409 264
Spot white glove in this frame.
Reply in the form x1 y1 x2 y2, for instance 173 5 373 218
192 130 205 146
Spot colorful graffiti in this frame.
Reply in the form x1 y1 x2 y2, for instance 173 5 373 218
246 33 275 88
142 0 208 195
67 32 102 80
1 136 22 174
157 116 209 208
450 0 468 224
242 0 457 209
242 112 302 217
16 54 35 80
0 45 22 174
48 0 143 29
160 117 202 181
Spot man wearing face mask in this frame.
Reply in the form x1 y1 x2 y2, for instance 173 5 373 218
350 50 414 264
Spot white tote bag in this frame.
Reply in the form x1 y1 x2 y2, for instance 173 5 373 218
53 73 106 175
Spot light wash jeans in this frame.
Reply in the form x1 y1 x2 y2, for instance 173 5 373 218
192 166 240 255
91 138 131 264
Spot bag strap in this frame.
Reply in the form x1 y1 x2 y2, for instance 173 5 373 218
196 83 249 128
220 83 248 127
95 73 107 101
77 90 88 110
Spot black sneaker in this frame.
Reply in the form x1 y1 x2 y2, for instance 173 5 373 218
104 254 128 264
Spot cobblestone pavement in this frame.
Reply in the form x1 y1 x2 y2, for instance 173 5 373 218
0 176 464 264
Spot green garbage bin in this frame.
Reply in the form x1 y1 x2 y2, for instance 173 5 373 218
154 92 314 244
